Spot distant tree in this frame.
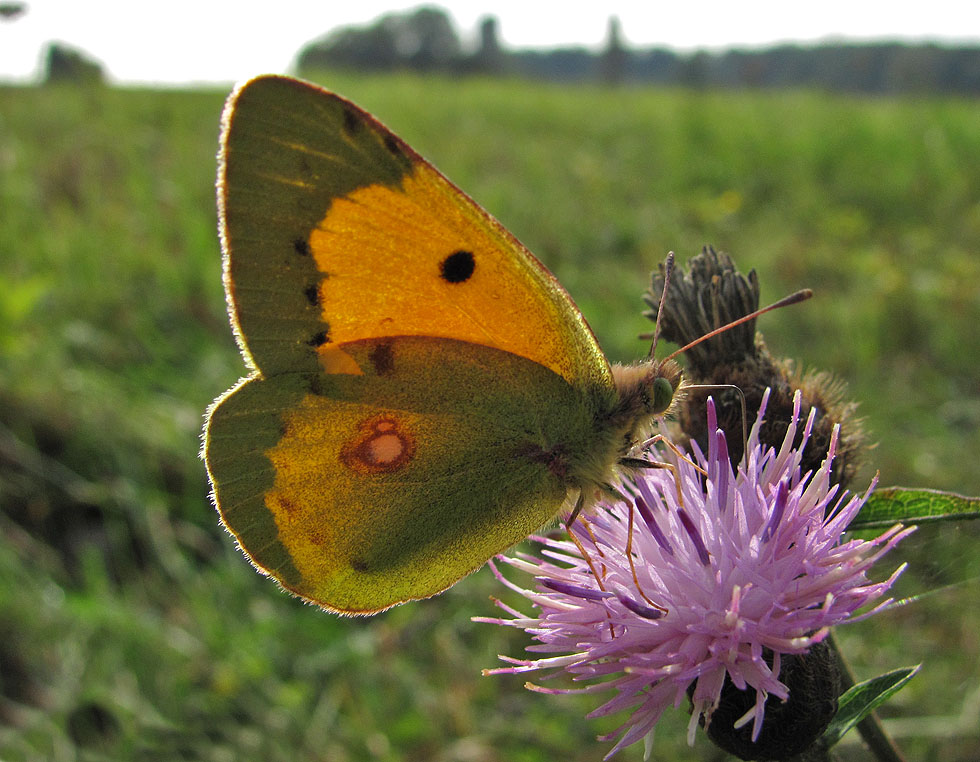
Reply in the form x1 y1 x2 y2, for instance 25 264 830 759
599 16 627 85
940 46 980 94
509 47 595 81
680 50 710 89
305 23 399 71
630 47 680 84
297 6 461 73
399 6 460 70
44 42 104 84
468 15 505 75
0 2 26 21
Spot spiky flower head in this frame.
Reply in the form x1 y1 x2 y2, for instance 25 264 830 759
645 246 866 487
478 390 912 759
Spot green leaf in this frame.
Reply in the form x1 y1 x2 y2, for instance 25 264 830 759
850 487 980 529
822 666 920 748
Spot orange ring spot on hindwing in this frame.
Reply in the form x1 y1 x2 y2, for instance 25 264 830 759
340 414 416 474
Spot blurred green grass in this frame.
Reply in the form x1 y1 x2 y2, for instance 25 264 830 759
0 73 978 761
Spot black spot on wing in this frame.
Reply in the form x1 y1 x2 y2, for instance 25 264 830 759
342 107 362 137
293 238 312 257
440 250 475 284
369 342 394 376
304 283 320 307
307 330 330 347
383 135 403 158
307 374 327 396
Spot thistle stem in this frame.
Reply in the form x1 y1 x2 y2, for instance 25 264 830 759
828 632 907 762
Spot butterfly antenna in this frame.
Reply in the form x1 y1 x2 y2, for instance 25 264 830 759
664 288 813 362
648 252 675 358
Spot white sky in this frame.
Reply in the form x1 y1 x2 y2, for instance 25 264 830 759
1 1 978 86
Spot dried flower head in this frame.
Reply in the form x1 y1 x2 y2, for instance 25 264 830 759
645 246 866 487
478 390 912 759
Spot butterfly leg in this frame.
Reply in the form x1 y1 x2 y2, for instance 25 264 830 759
624 498 668 614
621 432 711 510
564 489 588 527
562 517 620 638
619 455 687 510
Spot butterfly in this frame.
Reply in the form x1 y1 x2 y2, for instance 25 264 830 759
203 75 683 615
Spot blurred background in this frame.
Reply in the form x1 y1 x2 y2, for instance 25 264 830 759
1 2 979 760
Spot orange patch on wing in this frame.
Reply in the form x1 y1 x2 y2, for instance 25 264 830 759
317 343 363 375
341 414 417 474
305 166 607 387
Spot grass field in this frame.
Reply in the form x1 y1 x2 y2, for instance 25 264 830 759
1 72 979 761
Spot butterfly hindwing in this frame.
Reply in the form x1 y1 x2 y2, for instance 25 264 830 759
207 336 605 613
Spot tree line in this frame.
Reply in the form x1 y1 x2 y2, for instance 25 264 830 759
297 6 980 95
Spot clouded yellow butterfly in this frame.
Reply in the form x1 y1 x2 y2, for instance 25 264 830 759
203 75 682 615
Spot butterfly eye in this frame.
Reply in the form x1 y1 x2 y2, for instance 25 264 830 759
651 376 675 415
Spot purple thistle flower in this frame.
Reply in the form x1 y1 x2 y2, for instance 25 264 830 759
477 390 913 759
